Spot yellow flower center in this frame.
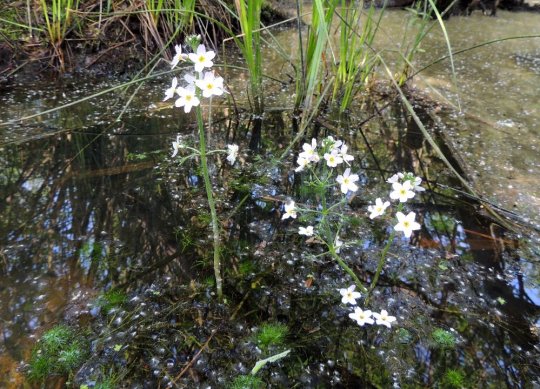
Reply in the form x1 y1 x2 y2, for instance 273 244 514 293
207 83 213 90
186 95 192 101
198 55 205 62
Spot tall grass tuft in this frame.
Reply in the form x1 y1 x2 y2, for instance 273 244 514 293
40 0 77 70
234 0 264 114
140 0 196 56
332 1 382 112
296 0 339 115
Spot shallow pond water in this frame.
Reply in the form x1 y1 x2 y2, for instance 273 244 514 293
1 9 540 389
263 8 540 227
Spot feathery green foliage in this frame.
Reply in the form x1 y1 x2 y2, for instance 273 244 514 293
255 322 288 351
28 325 87 381
229 375 264 389
431 328 456 349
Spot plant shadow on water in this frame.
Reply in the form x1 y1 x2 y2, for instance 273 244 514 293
0 74 539 387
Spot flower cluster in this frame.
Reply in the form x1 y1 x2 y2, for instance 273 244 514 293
367 172 425 238
295 136 354 173
164 43 225 113
284 137 359 236
165 40 239 166
339 285 397 328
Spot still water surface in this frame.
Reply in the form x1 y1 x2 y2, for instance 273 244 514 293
0 9 539 388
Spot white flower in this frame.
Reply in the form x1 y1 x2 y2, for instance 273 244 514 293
298 226 314 236
282 201 297 220
171 44 187 69
334 237 343 253
394 211 421 238
324 151 343 168
338 144 354 164
164 77 178 101
389 181 415 203
336 168 359 194
184 73 196 85
372 309 397 328
349 307 374 326
325 136 343 151
195 71 225 98
226 144 239 165
171 135 183 157
298 139 319 163
368 198 390 219
412 176 425 192
174 85 200 113
339 285 361 305
189 44 216 73
386 173 403 184
295 156 310 172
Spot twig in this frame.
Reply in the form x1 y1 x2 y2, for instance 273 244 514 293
172 331 216 384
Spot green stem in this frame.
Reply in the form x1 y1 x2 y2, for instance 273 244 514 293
195 104 223 300
330 248 367 294
365 202 404 304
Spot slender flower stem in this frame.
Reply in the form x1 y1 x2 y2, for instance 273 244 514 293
365 202 404 304
320 172 367 294
195 104 223 300
329 248 367 294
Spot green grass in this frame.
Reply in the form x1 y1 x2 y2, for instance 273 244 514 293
234 0 264 114
40 0 75 44
332 2 382 112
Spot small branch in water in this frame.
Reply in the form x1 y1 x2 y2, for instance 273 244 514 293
172 331 216 383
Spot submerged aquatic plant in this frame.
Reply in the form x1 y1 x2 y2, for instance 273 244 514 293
443 369 467 388
431 328 457 349
164 36 237 300
229 374 264 389
28 325 87 381
256 322 289 351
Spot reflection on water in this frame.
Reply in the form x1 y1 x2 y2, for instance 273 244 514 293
0 10 539 387
408 11 540 226
262 9 540 225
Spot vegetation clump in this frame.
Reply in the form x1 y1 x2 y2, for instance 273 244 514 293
28 325 87 381
255 322 288 351
96 288 127 314
442 368 467 388
229 374 264 389
431 328 457 349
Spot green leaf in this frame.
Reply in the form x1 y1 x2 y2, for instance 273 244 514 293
251 349 291 375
